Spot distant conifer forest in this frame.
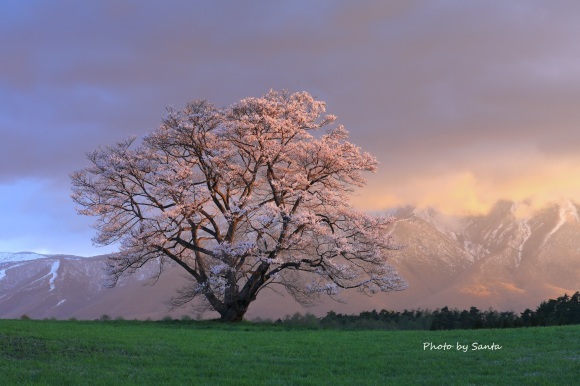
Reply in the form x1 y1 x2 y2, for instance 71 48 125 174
270 292 580 330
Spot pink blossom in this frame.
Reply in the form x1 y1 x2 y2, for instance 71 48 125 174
71 90 407 321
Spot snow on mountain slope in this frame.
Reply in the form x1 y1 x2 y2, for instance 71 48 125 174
541 199 580 247
0 253 191 320
375 199 578 311
0 252 51 264
516 220 531 268
26 260 60 292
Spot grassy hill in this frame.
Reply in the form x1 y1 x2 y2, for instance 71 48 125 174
1 319 578 385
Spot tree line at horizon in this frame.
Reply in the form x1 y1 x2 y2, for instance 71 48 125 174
272 292 580 330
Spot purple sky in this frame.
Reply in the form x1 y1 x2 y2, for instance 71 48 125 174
2 1 580 256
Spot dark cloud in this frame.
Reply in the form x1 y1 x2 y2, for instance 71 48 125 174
2 0 580 253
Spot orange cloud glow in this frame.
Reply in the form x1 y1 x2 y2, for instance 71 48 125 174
353 154 580 216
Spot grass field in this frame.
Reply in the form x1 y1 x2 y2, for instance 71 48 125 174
0 319 578 385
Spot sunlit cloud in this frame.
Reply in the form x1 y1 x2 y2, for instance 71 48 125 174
2 1 580 253
355 152 580 216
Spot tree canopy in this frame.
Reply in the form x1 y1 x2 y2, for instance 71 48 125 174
71 90 406 321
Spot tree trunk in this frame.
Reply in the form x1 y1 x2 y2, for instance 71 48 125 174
217 262 266 322
219 301 250 322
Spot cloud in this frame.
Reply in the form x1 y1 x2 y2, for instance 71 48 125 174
356 151 580 216
2 1 580 253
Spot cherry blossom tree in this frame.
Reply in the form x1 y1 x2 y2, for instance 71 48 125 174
71 90 407 322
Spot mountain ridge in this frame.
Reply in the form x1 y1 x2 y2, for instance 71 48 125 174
0 199 578 320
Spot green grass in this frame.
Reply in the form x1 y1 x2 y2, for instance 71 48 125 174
0 319 578 385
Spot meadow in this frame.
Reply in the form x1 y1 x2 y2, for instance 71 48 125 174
0 319 578 385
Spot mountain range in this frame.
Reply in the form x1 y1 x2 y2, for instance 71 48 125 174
0 200 578 320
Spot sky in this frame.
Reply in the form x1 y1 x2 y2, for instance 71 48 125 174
2 0 580 256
